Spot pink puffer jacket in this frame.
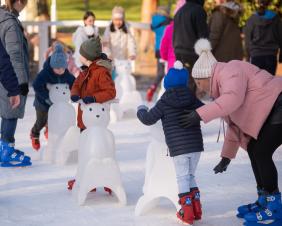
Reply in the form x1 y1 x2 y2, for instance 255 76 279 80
160 21 176 71
196 60 282 159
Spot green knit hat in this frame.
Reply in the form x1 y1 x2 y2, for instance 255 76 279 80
79 36 102 61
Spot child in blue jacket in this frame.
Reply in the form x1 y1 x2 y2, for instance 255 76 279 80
137 61 204 225
31 44 75 151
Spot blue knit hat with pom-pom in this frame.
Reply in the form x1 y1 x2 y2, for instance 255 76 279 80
50 43 67 69
164 61 189 90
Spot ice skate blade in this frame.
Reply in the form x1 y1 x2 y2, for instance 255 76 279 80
1 161 32 168
244 219 282 226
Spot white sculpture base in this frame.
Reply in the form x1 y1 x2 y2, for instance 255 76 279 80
135 122 180 216
72 102 127 206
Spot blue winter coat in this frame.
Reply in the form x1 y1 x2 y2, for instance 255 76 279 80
33 57 75 112
137 87 204 157
0 40 20 97
151 14 171 52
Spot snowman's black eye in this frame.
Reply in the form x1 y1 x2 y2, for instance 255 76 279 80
102 108 105 111
56 86 59 89
89 108 93 111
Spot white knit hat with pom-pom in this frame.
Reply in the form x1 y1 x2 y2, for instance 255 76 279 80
192 39 217 79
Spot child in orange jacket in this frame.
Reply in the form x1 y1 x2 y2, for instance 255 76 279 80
71 36 116 129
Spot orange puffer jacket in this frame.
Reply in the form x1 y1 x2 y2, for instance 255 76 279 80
71 59 116 129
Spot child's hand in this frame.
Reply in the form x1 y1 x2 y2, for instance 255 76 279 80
213 157 231 174
82 96 96 104
137 105 149 111
71 95 80 103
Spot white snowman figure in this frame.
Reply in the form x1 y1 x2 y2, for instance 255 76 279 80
135 106 180 215
111 60 142 122
43 83 76 163
72 101 127 206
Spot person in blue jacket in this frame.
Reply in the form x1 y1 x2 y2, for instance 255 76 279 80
0 39 31 167
146 6 171 102
31 43 75 151
137 61 204 225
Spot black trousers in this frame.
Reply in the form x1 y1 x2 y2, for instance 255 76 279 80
247 96 282 193
153 51 165 87
250 55 277 76
31 110 48 137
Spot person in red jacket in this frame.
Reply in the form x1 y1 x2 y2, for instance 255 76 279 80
71 36 116 130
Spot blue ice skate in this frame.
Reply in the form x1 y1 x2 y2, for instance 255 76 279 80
244 193 282 223
237 189 267 218
0 141 32 167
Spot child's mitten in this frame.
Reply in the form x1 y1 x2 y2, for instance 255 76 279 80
82 96 96 104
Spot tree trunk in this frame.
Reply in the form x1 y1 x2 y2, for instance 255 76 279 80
140 0 158 52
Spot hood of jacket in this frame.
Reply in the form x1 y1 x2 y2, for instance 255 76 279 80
96 59 112 71
253 10 277 26
0 7 18 24
161 87 199 109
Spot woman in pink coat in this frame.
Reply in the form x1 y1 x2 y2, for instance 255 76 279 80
179 39 282 224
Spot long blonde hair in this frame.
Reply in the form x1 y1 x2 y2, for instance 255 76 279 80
5 0 28 12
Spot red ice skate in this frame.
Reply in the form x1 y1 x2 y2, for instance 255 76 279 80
30 133 40 151
67 179 111 194
177 193 195 225
191 188 202 220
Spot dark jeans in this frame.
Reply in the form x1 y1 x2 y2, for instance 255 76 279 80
247 96 282 193
175 54 198 96
1 118 18 143
250 55 277 75
31 110 48 137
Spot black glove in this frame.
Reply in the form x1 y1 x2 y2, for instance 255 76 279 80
179 110 201 128
213 157 231 174
82 96 96 104
19 83 29 96
71 95 80 103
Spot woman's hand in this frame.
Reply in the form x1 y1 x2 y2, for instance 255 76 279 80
213 157 231 174
179 110 202 128
9 95 20 109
